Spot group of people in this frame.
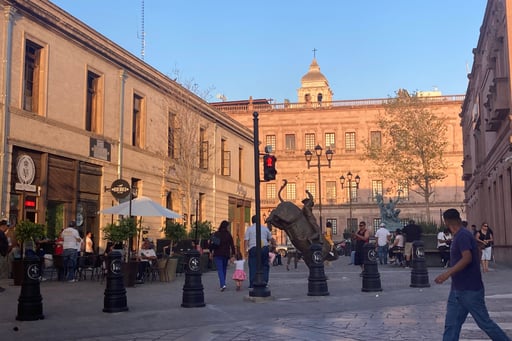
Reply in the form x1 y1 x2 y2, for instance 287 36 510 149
208 215 283 292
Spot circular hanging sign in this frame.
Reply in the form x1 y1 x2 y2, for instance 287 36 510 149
16 154 36 185
110 179 131 199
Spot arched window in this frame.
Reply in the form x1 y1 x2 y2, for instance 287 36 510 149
305 93 311 103
317 93 323 102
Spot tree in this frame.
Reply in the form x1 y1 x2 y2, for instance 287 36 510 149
362 89 448 221
165 69 215 233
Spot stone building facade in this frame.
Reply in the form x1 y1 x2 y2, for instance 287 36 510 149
460 0 512 264
0 0 254 251
214 59 465 244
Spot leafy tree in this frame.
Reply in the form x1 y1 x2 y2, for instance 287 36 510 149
187 221 213 241
363 89 448 221
161 221 187 243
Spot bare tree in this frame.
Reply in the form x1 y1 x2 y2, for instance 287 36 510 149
165 71 215 232
362 89 448 221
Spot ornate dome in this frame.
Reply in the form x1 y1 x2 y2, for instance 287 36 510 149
301 58 328 84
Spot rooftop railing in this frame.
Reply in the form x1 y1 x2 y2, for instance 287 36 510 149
213 95 465 113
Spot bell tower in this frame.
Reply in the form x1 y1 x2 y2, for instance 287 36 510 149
297 51 333 104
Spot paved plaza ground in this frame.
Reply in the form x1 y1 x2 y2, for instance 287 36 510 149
0 256 511 341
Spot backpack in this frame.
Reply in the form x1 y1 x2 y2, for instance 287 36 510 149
210 234 221 250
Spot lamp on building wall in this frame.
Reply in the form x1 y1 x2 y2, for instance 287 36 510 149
304 145 333 230
339 172 360 230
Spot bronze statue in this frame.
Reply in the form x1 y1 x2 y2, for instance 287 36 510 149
266 180 338 269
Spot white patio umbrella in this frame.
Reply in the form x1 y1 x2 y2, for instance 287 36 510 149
100 196 181 219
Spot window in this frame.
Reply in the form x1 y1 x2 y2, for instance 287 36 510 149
285 134 296 150
306 182 316 199
372 180 383 201
23 40 43 113
370 131 381 148
167 112 176 158
266 183 276 199
345 132 356 152
398 180 409 200
286 182 296 200
305 93 311 103
265 135 276 152
325 133 335 150
317 93 323 103
326 218 337 235
199 128 208 169
326 181 337 200
305 133 316 151
85 71 102 133
132 94 145 147
221 139 231 176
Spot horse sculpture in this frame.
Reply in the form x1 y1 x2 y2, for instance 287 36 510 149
266 180 338 269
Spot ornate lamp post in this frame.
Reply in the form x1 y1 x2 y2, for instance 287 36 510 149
304 145 333 230
339 172 360 230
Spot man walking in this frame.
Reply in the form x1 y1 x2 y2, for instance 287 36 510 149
375 222 391 265
244 215 272 289
435 208 510 341
62 221 81 282
402 219 422 268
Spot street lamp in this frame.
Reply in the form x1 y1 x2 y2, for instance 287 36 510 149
304 144 333 230
340 172 360 230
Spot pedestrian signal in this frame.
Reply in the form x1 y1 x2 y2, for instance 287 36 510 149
263 155 277 181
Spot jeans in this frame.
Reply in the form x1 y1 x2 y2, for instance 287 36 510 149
248 245 270 287
377 244 389 264
213 256 229 288
443 289 511 341
62 248 77 281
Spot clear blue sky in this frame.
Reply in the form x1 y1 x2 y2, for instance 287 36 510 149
51 0 486 103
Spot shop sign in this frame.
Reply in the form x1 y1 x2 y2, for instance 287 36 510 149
15 154 36 192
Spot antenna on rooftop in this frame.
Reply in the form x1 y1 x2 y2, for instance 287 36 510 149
140 0 145 60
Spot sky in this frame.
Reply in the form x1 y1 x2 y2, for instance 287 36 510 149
50 0 487 103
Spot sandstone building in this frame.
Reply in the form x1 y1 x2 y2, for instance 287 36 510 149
460 0 512 265
214 59 465 244
0 0 255 251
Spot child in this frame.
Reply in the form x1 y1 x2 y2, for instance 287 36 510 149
232 252 247 291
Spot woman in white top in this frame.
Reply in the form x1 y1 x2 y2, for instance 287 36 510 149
437 228 452 267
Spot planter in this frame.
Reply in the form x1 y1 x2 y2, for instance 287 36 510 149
12 259 24 286
122 261 139 287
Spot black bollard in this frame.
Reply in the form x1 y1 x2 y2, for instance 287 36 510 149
16 254 44 321
362 242 382 292
103 250 128 313
181 249 205 308
410 240 430 288
307 243 329 296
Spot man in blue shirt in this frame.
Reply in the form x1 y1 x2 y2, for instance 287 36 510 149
244 215 272 289
435 208 510 341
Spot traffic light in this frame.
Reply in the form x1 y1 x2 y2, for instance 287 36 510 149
263 154 277 181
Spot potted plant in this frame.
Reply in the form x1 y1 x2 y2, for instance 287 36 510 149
14 220 46 258
13 220 46 285
102 217 138 286
161 221 186 274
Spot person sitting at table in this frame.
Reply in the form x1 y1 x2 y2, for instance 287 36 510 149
137 239 157 283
